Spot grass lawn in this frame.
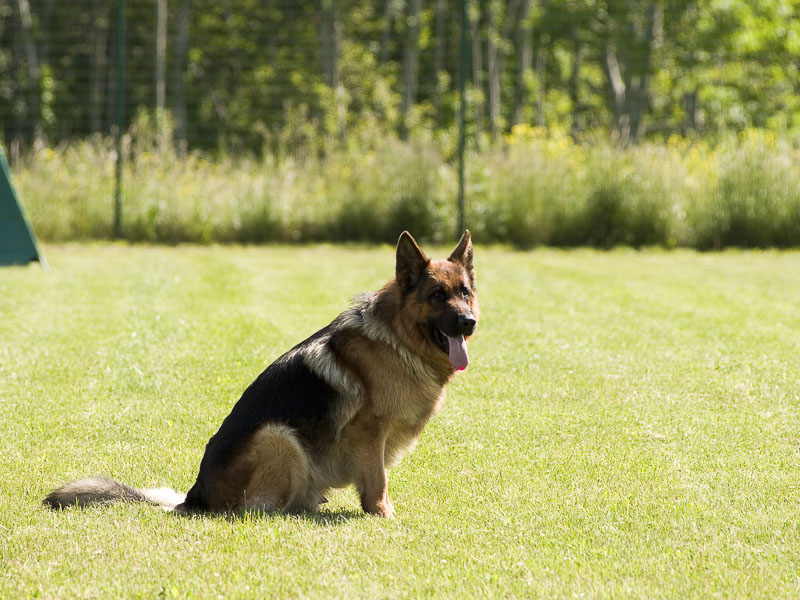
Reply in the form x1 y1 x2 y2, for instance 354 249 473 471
2 243 800 599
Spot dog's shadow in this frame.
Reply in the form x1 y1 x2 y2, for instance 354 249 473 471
177 506 367 526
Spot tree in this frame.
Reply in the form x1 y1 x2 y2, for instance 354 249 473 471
401 0 422 137
15 0 41 139
90 0 110 134
172 0 189 150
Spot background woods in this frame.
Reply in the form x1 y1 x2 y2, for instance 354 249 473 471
3 0 800 154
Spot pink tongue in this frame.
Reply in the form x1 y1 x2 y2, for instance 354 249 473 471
447 335 469 371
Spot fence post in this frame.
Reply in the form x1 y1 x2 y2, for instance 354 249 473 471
456 0 468 238
113 0 126 239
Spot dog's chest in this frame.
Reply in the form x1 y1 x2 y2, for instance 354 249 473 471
383 390 446 466
369 366 444 424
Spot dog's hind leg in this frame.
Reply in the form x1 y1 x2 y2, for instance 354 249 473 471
241 424 315 513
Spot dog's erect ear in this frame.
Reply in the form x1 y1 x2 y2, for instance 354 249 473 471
448 230 474 272
396 231 429 290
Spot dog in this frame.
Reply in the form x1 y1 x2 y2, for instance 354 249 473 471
44 231 478 518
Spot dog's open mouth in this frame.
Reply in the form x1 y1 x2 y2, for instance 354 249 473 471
431 327 469 371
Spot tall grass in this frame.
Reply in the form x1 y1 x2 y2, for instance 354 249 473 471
13 125 800 248
689 133 800 249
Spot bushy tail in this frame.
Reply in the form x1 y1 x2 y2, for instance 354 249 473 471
43 477 185 511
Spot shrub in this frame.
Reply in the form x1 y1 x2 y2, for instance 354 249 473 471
690 133 800 249
469 127 589 248
14 123 800 249
582 145 686 248
324 139 452 243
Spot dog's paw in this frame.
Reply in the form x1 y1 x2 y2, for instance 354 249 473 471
382 502 396 519
367 499 395 519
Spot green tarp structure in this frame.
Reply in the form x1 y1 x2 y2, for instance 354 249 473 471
0 147 45 267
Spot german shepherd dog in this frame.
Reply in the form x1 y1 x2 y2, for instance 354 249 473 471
44 231 478 518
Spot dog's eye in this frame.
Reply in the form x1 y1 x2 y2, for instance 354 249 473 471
430 288 446 302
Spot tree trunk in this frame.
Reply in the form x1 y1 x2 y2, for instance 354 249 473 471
401 0 422 138
568 27 584 137
485 0 500 138
172 0 190 151
470 2 484 135
602 43 628 143
630 2 662 142
433 0 447 124
318 0 344 139
41 0 54 66
156 0 167 113
319 1 335 87
155 0 168 151
90 0 110 134
534 43 546 127
379 0 394 64
319 0 339 89
512 0 533 125
681 89 699 135
334 17 345 140
16 0 40 139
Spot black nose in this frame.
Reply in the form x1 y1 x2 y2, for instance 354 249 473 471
458 314 476 335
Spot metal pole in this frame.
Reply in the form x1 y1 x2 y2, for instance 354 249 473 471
456 0 468 238
113 0 126 239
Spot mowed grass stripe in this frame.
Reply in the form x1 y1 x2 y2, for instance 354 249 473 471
1 245 799 599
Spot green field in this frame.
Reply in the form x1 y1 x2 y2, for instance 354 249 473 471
2 244 800 599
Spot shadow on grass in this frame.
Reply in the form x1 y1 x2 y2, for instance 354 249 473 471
41 490 368 525
177 506 367 526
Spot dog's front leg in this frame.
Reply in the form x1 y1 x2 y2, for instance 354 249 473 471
354 432 394 518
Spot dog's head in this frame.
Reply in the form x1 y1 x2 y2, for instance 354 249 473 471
395 230 479 371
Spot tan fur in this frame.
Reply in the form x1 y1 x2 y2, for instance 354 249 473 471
239 425 313 512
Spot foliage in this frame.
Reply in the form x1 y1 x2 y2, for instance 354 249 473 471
690 132 800 249
15 123 800 248
3 0 800 153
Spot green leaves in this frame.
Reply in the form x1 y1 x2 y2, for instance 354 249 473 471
5 0 800 150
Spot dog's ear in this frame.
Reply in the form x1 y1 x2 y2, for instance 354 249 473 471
448 230 474 272
396 231 429 291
